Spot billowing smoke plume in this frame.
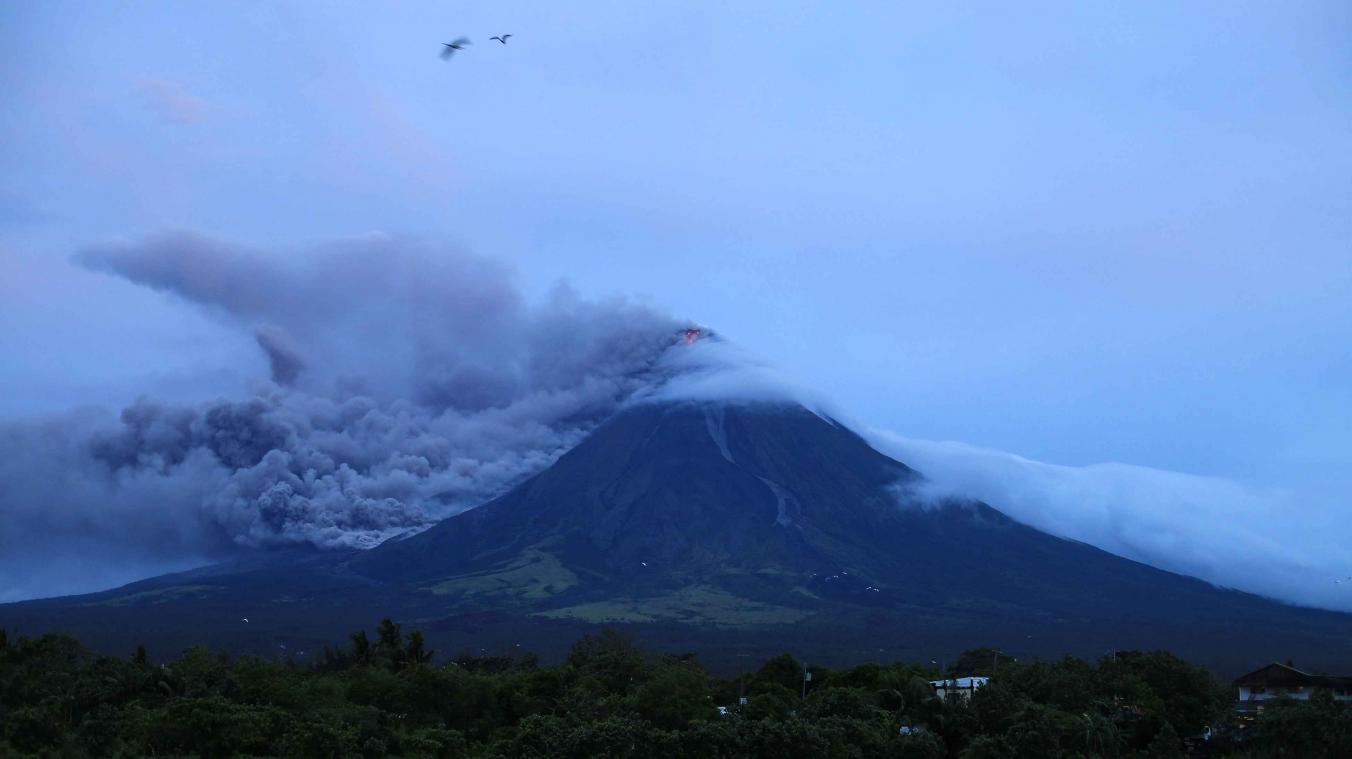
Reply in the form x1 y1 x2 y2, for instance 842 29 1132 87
0 232 696 601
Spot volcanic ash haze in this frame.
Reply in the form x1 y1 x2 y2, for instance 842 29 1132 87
0 233 725 601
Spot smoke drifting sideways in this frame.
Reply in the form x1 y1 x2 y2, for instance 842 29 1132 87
0 232 700 602
869 431 1352 613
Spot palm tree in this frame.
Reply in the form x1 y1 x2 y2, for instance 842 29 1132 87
876 668 911 715
1081 709 1120 757
349 629 373 666
406 629 433 666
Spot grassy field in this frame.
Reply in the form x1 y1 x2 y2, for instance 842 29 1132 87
428 549 579 601
535 585 810 627
86 584 219 607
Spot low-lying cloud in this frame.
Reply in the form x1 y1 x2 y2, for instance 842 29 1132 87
635 337 812 408
0 232 696 601
868 431 1352 612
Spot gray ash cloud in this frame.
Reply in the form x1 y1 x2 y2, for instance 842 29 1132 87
0 232 692 599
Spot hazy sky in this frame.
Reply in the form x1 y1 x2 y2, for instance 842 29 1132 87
2 3 1351 600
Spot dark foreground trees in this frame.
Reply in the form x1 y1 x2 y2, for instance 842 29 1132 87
0 621 1335 757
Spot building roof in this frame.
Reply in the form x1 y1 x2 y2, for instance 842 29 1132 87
930 677 989 689
1233 662 1352 689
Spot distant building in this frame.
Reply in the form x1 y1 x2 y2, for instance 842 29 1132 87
930 676 989 700
1233 663 1352 714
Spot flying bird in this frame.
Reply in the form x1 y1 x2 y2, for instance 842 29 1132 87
241 618 249 623
440 37 471 59
490 34 512 45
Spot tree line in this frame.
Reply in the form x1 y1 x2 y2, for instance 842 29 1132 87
1 622 1348 757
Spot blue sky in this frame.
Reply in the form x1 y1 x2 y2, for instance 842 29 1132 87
2 3 1351 602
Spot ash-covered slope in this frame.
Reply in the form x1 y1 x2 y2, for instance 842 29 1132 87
352 401 917 585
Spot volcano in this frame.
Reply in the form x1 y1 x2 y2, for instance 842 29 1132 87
5 399 1352 673
353 401 1226 618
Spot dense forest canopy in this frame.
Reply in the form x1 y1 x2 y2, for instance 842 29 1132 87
1 622 1348 757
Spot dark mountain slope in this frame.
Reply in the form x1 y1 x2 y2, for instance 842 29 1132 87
353 402 914 582
352 401 1352 639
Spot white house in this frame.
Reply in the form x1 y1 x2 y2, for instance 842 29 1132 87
1233 663 1352 714
930 676 989 700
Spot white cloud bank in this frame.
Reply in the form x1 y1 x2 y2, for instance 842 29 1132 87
867 430 1352 612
